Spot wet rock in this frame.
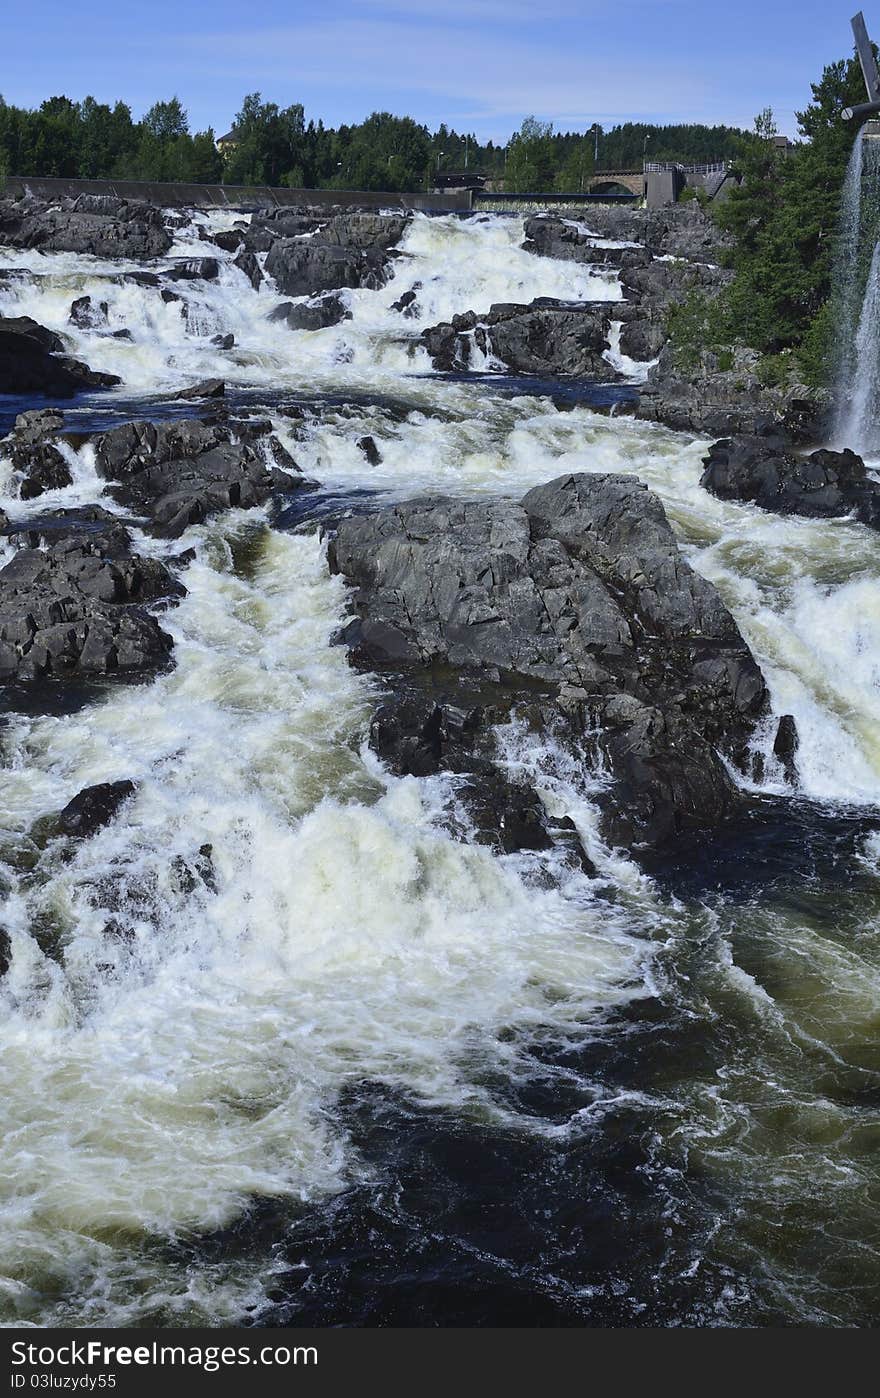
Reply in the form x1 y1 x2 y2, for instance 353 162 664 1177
172 378 226 401
391 286 420 316
233 248 263 290
1 409 72 499
170 843 216 895
357 435 382 465
773 714 799 785
0 537 177 682
422 300 620 378
267 292 351 331
69 294 109 330
91 415 311 536
2 505 134 558
56 780 137 839
700 436 880 524
0 928 10 978
265 240 390 298
212 333 235 349
163 257 220 282
0 194 171 259
329 472 769 847
0 316 122 398
213 229 245 253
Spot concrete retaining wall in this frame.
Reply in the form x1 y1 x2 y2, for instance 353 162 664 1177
3 175 472 213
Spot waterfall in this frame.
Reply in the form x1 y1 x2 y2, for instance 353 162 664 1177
834 127 880 450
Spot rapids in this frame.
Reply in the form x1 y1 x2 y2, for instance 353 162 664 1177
1 209 880 1327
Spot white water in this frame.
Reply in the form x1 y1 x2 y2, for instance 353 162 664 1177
3 208 880 1324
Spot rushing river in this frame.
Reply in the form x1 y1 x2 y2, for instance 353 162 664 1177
1 211 880 1328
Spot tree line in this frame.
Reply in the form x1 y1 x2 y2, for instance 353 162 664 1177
668 51 869 386
0 91 747 193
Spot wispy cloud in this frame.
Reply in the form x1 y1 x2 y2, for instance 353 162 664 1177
182 17 712 130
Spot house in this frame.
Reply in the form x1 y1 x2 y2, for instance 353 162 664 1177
215 129 239 155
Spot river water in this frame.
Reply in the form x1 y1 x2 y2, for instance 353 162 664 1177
1 211 879 1327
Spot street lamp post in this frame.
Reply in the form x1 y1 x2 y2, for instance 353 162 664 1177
591 123 600 165
643 133 651 166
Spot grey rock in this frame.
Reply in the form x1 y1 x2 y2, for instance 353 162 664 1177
0 533 178 682
267 292 351 331
329 472 769 846
1 409 71 499
0 316 122 398
163 257 220 282
91 415 310 536
700 436 880 524
0 195 171 259
422 299 621 378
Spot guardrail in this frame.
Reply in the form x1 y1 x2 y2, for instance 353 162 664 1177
644 160 731 175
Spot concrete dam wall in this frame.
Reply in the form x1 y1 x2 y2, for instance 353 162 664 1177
2 175 473 213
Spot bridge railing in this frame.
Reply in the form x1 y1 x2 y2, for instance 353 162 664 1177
644 160 732 175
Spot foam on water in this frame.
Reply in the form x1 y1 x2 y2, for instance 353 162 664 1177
4 206 880 1324
0 515 655 1323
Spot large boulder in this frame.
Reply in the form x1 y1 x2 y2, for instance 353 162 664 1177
421 299 622 378
0 194 171 259
0 317 121 398
91 414 311 536
701 436 880 525
264 240 390 298
329 472 770 846
256 210 409 297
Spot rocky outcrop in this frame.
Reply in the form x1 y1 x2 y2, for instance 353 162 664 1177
701 436 880 524
421 300 622 378
329 472 770 847
91 414 311 536
255 211 409 298
264 240 391 298
0 526 179 682
636 345 831 440
267 292 351 331
0 194 171 259
0 317 122 398
524 206 731 265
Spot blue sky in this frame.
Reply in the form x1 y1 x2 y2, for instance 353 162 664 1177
0 1 868 140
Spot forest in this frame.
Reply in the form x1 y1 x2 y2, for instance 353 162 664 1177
0 91 745 193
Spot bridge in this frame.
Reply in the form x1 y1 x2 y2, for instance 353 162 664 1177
585 169 645 197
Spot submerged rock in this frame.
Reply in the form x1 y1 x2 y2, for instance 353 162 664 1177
329 472 769 847
701 436 880 525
